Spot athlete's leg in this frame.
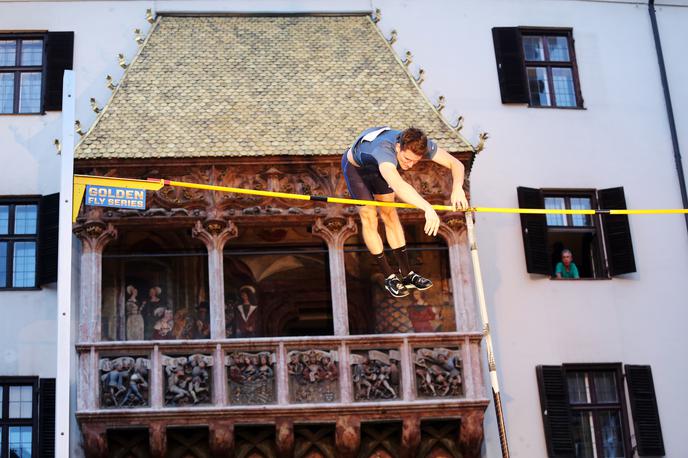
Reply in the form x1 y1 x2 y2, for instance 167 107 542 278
375 193 406 249
358 205 383 255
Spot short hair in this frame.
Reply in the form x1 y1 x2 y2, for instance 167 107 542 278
399 127 428 156
561 249 573 256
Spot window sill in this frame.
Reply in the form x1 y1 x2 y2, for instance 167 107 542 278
0 112 44 116
0 286 41 291
527 105 587 110
549 277 611 281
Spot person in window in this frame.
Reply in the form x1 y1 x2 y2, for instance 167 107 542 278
555 249 580 279
341 126 468 297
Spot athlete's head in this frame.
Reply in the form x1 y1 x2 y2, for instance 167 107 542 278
396 127 428 170
561 249 573 267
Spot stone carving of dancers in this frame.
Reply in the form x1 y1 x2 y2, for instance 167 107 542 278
125 285 145 340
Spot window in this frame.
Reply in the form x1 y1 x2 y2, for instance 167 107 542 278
537 365 665 457
493 27 583 108
517 187 636 279
0 378 38 458
0 32 73 114
0 200 39 288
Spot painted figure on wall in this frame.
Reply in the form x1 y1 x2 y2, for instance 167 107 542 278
194 301 211 339
125 285 145 340
235 285 259 338
142 286 163 339
407 290 440 332
152 307 174 340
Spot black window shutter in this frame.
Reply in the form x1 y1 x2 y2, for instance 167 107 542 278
39 193 59 285
625 366 665 456
517 187 550 274
492 27 529 104
43 32 74 111
39 378 56 458
598 187 636 275
536 366 575 457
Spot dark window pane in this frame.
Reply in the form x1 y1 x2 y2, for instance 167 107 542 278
547 36 571 61
527 67 552 106
597 410 625 457
0 242 7 287
567 372 590 404
9 426 32 458
523 36 545 61
545 197 567 226
571 197 592 227
571 411 595 457
0 40 17 66
13 241 36 287
14 204 38 234
19 72 42 113
593 371 619 403
0 73 14 113
0 205 8 233
20 40 42 66
552 67 577 107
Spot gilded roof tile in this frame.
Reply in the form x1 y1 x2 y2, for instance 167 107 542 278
76 15 473 159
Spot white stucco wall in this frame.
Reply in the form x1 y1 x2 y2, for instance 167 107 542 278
0 0 686 456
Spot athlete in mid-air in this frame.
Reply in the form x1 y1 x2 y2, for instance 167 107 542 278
341 126 468 297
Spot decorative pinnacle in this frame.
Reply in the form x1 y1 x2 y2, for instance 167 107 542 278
146 8 155 24
415 68 425 85
436 95 446 112
387 30 397 45
453 116 464 131
373 8 381 24
53 139 61 154
74 120 85 137
117 53 128 69
134 28 144 45
403 51 413 67
89 97 101 113
105 75 117 90
476 132 489 153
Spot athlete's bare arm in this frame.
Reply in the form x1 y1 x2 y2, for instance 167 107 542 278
431 147 468 210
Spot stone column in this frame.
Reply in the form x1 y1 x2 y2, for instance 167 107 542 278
458 409 485 458
191 219 238 340
149 421 167 458
401 416 421 458
275 418 294 458
74 219 117 342
438 218 477 332
209 419 234 457
312 217 358 336
335 415 360 458
193 219 237 408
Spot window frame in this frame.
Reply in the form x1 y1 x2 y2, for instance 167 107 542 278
0 32 47 115
0 195 41 290
0 376 39 458
520 27 584 109
562 363 633 458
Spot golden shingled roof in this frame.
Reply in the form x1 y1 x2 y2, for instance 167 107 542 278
75 14 473 159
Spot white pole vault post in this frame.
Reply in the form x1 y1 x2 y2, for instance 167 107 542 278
465 212 510 458
56 69 75 458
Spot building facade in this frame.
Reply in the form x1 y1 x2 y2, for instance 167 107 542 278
0 0 686 457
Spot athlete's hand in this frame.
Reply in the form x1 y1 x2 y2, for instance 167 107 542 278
451 187 468 211
424 207 441 237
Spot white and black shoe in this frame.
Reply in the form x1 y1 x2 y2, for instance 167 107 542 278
402 271 433 291
384 274 410 298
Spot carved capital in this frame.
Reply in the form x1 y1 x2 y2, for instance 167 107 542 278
438 216 466 245
401 416 421 458
312 216 358 248
335 416 360 458
192 219 238 251
458 409 485 458
81 423 108 458
74 221 118 254
275 419 294 458
209 420 234 457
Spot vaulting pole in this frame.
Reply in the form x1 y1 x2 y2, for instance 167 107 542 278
465 212 510 458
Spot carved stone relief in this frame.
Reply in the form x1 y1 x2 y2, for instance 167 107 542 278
226 351 276 405
162 353 213 406
350 349 401 401
287 349 339 403
99 356 150 408
414 348 463 398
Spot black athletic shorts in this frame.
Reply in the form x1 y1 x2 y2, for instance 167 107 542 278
341 151 394 201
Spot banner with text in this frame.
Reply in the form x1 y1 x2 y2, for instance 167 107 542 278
85 185 147 210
